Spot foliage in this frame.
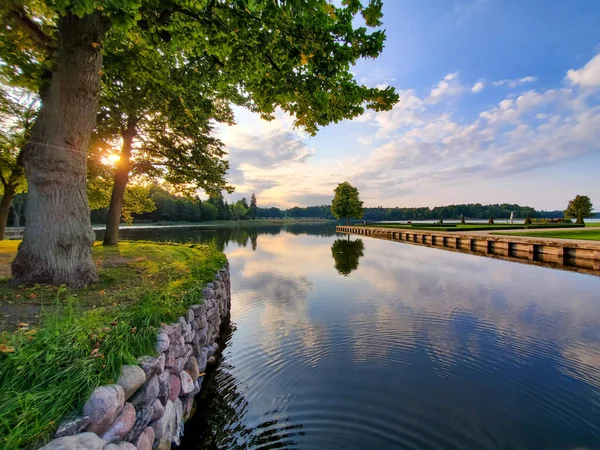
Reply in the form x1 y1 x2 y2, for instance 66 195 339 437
565 195 593 224
524 215 532 226
0 83 36 196
87 146 156 222
331 182 363 224
488 215 494 225
0 240 226 449
249 194 257 220
331 238 364 275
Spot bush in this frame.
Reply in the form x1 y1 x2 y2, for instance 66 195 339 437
488 215 494 225
524 215 532 226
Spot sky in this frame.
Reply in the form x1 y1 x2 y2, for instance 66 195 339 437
217 0 600 211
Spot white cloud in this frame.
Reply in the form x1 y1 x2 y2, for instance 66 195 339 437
492 76 537 88
427 72 467 103
566 54 600 87
471 81 485 93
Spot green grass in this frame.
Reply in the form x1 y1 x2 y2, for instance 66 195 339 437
0 241 226 450
362 223 585 232
493 230 600 241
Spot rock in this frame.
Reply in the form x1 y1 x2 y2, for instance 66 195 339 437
184 329 196 344
155 437 171 450
103 442 136 450
191 379 201 396
157 371 171 405
206 324 215 344
195 315 207 330
101 403 135 443
150 399 173 440
39 433 106 450
172 398 184 446
54 415 90 438
207 355 217 366
157 352 166 374
195 327 208 349
203 287 215 299
184 356 200 380
135 427 155 450
117 365 146 400
84 385 125 434
169 373 181 401
191 304 205 318
150 398 165 421
165 352 176 370
197 347 208 372
174 357 187 374
138 356 161 378
186 308 194 323
179 317 191 336
184 344 193 358
170 334 186 359
130 374 159 409
156 332 170 353
124 403 156 442
206 344 216 358
180 370 194 395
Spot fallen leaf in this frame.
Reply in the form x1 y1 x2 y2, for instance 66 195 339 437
0 344 16 353
17 322 29 328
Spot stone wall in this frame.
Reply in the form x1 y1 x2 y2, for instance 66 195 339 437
39 265 231 450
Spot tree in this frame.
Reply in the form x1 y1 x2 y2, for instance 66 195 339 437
460 213 465 224
250 194 257 220
331 181 364 225
331 237 364 275
488 215 494 225
565 195 593 225
201 202 218 222
233 200 249 221
2 0 397 286
0 84 36 239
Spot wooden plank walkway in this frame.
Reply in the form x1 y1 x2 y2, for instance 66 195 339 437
337 226 600 277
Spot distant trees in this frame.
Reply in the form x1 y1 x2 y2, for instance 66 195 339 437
331 182 364 225
564 195 594 224
250 194 257 220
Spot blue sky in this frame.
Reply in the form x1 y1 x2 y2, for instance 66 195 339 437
218 0 600 210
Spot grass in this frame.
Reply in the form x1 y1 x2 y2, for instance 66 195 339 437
0 240 226 450
493 230 600 241
362 223 585 232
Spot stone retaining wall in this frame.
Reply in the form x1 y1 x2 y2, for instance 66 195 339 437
40 265 231 450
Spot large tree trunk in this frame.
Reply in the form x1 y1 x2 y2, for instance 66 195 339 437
0 188 16 240
103 117 137 246
11 13 109 287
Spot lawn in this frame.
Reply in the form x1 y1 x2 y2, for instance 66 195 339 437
493 230 600 241
362 223 584 232
0 240 226 449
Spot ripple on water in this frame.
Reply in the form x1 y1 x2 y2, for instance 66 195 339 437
180 230 600 450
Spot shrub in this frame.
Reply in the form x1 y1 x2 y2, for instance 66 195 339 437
488 215 494 225
524 215 532 226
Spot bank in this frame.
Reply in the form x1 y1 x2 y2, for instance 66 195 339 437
0 241 230 450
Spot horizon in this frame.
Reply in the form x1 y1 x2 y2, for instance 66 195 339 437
219 0 600 211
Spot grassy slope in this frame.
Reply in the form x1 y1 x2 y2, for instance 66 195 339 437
0 241 226 450
493 230 600 241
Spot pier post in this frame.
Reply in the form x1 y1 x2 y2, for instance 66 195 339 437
486 240 493 254
557 246 566 266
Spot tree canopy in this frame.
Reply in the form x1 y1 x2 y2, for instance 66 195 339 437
1 0 399 286
331 181 363 224
565 195 594 224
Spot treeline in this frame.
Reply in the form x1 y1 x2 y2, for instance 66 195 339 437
90 197 566 225
91 187 258 224
258 203 562 221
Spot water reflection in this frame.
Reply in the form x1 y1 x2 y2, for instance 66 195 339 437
112 224 600 449
330 237 365 276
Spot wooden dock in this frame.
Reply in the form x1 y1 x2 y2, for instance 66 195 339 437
337 226 600 276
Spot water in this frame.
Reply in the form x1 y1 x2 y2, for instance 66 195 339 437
103 224 600 449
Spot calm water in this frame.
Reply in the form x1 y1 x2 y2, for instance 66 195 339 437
101 224 600 449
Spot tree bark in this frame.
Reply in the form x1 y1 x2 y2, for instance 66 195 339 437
0 188 16 240
103 117 137 246
11 13 109 287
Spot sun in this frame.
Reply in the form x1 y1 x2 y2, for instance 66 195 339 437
105 154 120 165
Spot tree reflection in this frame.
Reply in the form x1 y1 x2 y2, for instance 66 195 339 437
331 237 365 276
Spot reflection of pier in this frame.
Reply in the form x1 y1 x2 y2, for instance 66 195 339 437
337 226 600 277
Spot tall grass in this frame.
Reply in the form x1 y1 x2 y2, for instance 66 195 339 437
0 241 226 449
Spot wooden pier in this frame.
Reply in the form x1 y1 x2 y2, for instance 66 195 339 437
337 226 600 276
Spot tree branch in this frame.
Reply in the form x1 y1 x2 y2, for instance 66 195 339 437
9 6 54 53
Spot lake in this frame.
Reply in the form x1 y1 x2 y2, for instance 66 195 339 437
98 223 600 449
